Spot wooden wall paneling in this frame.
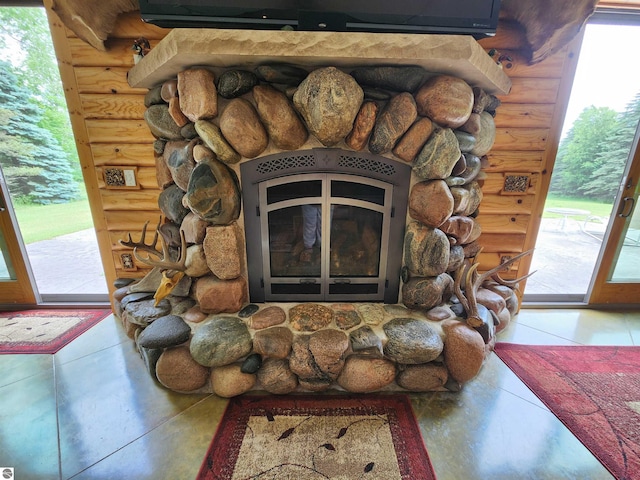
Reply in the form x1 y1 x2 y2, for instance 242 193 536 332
494 103 555 128
43 0 118 296
477 233 527 252
80 93 147 119
100 189 163 211
75 66 146 94
105 210 165 231
483 151 544 172
91 144 156 167
497 78 561 104
479 194 535 214
476 214 530 234
493 128 548 151
85 119 154 144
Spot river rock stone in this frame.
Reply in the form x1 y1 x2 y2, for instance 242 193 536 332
184 306 208 324
397 364 449 391
190 315 252 367
241 354 262 374
238 303 259 318
289 335 317 379
459 112 481 135
309 329 349 380
426 305 456 321
454 130 476 153
345 101 378 151
185 157 241 225
158 184 188 225
181 123 198 140
408 180 454 228
332 304 361 330
255 64 308 85
137 314 191 349
440 216 481 245
217 70 258 99
164 139 197 191
404 222 450 277
472 87 492 114
250 306 286 329
456 153 482 185
402 274 454 311
156 346 209 392
194 120 240 165
470 111 496 157
289 303 333 331
155 154 173 188
168 97 189 128
177 68 218 122
122 298 171 327
413 128 462 180
451 181 483 216
351 66 426 93
349 325 383 356
184 245 210 278
144 104 183 140
253 84 308 150
203 223 243 280
383 317 443 364
476 287 507 315
194 276 248 314
161 79 178 102
180 212 209 244
253 327 293 359
144 85 164 107
369 93 417 154
393 117 434 162
219 98 268 158
442 320 485 383
356 303 386 326
210 363 256 397
257 358 298 394
414 75 473 128
337 356 396 393
293 67 363 146
447 245 465 272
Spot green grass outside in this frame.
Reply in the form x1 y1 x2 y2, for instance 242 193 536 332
13 198 94 244
542 195 614 221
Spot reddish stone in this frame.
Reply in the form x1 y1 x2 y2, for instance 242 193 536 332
177 68 218 122
156 345 210 392
476 287 507 315
203 223 244 280
155 154 173 189
408 180 454 228
393 117 434 162
414 75 473 128
309 329 349 380
337 356 396 393
397 364 449 391
440 216 481 245
219 98 268 158
253 84 308 150
442 320 485 383
183 306 208 324
180 212 209 244
250 306 286 330
253 327 293 359
168 97 189 127
194 276 248 314
289 304 333 332
161 79 178 102
257 358 298 394
369 93 417 154
345 101 378 151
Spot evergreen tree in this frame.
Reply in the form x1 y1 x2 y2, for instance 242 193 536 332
0 60 77 204
582 92 640 201
549 105 619 197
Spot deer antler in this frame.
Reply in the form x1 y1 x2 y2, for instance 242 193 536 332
119 218 187 274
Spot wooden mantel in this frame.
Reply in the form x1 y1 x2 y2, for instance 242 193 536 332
127 28 512 95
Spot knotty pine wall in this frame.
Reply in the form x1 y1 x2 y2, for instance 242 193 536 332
43 2 580 298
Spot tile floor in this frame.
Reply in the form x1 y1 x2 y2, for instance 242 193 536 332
1 308 639 479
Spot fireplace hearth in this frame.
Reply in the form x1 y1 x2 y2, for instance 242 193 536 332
113 29 524 397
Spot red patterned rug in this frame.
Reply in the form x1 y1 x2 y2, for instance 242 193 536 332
494 343 640 480
197 394 436 480
0 309 111 354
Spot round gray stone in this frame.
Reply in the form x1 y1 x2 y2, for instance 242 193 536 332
137 315 191 349
382 317 444 364
190 316 252 367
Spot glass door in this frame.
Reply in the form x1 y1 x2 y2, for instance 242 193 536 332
589 127 640 304
0 166 37 305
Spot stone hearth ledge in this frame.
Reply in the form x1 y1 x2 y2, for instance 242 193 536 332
127 29 511 95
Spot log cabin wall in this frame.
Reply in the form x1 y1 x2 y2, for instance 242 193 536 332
42 1 581 300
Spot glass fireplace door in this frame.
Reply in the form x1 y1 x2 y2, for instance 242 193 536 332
259 174 392 302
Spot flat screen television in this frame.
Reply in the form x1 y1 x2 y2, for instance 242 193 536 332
138 0 501 37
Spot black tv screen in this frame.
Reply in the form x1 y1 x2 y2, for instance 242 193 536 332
139 0 501 37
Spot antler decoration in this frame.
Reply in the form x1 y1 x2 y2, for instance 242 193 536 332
454 249 535 328
120 218 188 305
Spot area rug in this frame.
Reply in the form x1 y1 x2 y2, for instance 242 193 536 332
197 394 436 480
494 343 640 480
0 309 111 354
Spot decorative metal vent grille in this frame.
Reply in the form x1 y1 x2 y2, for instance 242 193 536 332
255 154 316 174
338 155 396 177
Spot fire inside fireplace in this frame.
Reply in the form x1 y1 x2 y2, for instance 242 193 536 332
242 148 411 303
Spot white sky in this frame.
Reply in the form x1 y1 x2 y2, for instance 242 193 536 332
562 22 640 137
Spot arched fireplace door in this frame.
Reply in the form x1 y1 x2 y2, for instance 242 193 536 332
241 149 411 303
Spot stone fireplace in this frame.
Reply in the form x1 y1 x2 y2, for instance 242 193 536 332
112 29 524 396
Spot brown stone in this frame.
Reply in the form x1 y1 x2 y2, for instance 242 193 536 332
185 158 241 225
252 327 293 359
451 181 483 216
476 287 507 315
156 345 209 392
177 68 218 122
184 244 210 278
332 304 362 330
289 335 317 379
161 79 178 102
408 180 454 228
299 378 332 392
155 154 173 189
163 139 197 191
442 320 485 383
253 84 308 150
426 305 456 321
393 117 434 162
168 97 189 128
193 144 213 163
447 245 465 272
403 222 450 277
470 111 496 157
250 306 286 330
293 66 363 146
397 364 449 391
414 75 473 128
472 87 492 114
180 212 209 245
194 276 248 314
369 93 417 154
402 274 454 311
337 356 396 393
183 306 208 323
440 216 481 245
289 303 333 332
309 329 349 380
257 358 298 394
459 112 481 136
219 98 268 158
345 101 378 151
203 223 243 280
413 128 462 180
194 120 240 165
356 303 386 326
210 363 256 397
